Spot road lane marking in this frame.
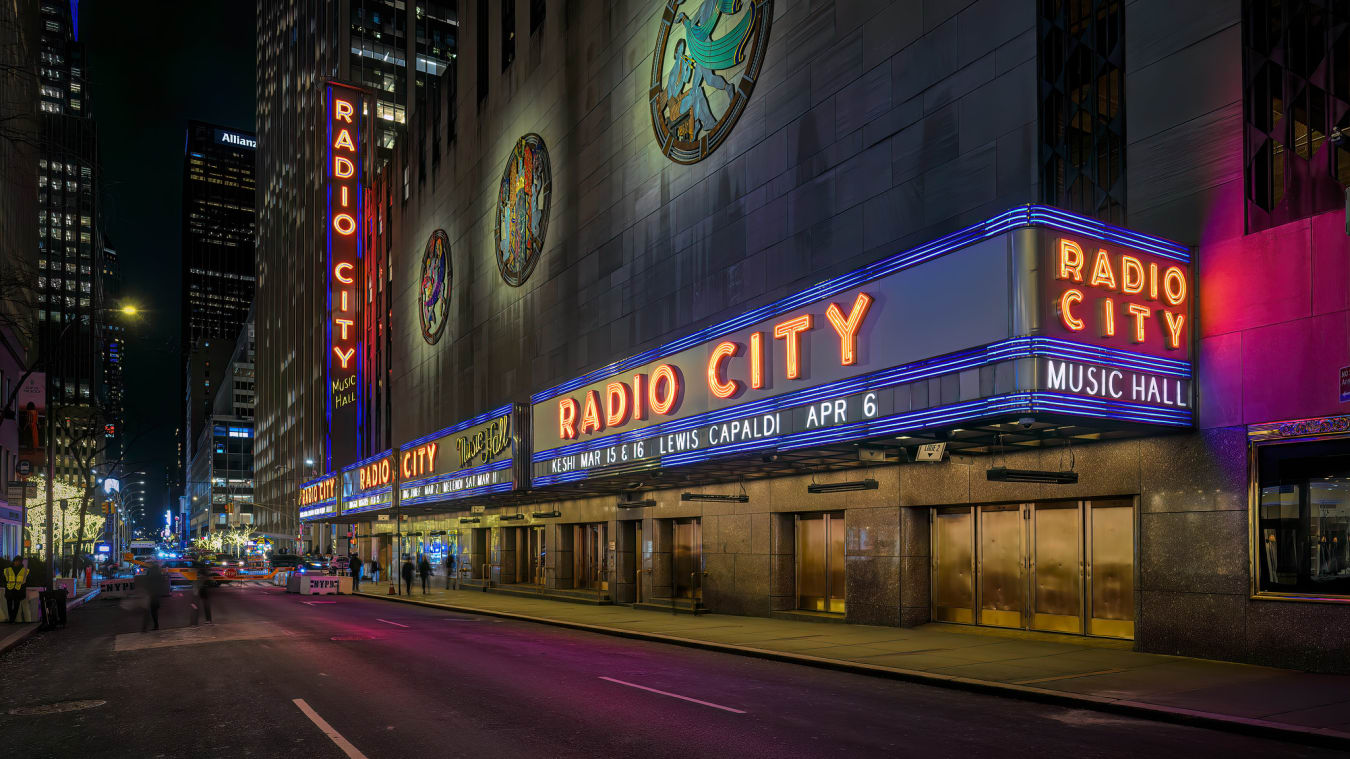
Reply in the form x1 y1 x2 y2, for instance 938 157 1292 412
598 677 746 714
292 698 369 759
376 618 409 628
1011 668 1124 685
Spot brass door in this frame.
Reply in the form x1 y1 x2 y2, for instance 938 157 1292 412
529 526 546 585
1086 499 1135 638
978 505 1024 628
672 518 702 599
1029 502 1083 634
574 523 608 590
795 512 846 613
932 507 975 623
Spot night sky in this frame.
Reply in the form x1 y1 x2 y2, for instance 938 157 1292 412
84 3 255 527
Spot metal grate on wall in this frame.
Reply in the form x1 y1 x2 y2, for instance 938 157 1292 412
1038 0 1127 225
1244 0 1350 233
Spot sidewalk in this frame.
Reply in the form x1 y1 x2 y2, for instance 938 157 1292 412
0 585 101 657
356 585 1350 747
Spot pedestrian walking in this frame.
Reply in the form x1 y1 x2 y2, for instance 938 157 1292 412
350 554 363 592
369 556 381 583
445 552 456 589
418 553 431 594
189 560 213 626
140 561 166 632
4 555 28 623
400 555 414 596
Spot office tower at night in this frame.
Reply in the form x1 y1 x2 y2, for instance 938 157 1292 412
181 120 256 351
254 1 453 525
35 0 106 479
100 244 124 462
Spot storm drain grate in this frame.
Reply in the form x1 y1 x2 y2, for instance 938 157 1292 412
9 700 106 716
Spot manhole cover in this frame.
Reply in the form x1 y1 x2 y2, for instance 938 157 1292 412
330 635 375 641
10 700 106 716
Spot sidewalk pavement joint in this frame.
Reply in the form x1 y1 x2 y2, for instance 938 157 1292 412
352 587 1350 750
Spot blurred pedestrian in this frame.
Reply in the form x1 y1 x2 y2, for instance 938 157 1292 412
445 552 456 589
350 554 363 592
369 556 381 584
418 553 431 594
5 554 29 623
141 561 165 632
189 560 213 626
400 555 414 596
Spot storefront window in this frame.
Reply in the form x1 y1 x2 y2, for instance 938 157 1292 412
1256 438 1350 597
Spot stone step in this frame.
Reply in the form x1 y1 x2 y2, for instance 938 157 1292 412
632 598 707 615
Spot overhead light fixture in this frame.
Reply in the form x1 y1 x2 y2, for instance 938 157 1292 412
807 478 879 494
499 513 524 521
985 467 1078 484
531 510 561 518
458 517 481 524
618 498 656 509
680 492 749 503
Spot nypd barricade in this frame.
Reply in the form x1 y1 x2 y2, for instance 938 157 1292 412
285 573 344 595
97 577 137 598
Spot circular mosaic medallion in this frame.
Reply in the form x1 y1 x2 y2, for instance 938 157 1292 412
420 229 451 344
649 0 773 165
494 134 553 287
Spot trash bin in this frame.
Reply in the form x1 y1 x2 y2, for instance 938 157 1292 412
39 588 68 629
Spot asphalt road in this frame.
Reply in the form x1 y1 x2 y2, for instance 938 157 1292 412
1 585 1342 759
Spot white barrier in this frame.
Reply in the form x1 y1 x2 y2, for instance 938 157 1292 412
98 578 136 598
286 574 339 595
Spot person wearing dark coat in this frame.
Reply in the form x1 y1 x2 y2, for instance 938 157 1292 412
400 555 414 596
368 556 381 583
349 554 363 592
417 554 431 594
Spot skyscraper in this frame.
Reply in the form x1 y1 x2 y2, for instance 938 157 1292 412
100 244 124 463
35 0 105 480
179 121 256 492
254 1 454 527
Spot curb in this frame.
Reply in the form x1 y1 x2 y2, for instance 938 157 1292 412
353 591 1350 750
0 623 40 656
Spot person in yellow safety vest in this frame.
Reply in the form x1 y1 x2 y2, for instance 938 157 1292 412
5 555 30 623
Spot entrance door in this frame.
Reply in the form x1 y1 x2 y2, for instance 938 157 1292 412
930 500 1134 639
671 518 701 599
795 512 845 613
527 526 546 585
574 523 608 591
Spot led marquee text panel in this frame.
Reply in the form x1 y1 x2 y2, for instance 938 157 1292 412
397 410 518 505
530 237 1014 456
341 451 394 515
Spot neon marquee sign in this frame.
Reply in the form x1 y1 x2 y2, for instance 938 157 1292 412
530 206 1195 486
326 81 365 470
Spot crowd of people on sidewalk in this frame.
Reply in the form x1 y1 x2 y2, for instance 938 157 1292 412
340 551 460 595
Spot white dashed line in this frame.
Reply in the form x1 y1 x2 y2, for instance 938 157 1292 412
598 677 747 714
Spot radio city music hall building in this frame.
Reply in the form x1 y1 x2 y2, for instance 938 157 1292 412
257 1 1350 672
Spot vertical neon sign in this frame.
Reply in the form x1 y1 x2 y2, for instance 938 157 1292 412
327 82 363 470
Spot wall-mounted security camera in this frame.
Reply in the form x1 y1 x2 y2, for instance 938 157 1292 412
1017 416 1036 430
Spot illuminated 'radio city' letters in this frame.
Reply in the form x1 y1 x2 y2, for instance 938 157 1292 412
299 477 336 507
556 295 876 441
330 96 358 372
401 441 439 479
358 457 392 491
1055 239 1188 349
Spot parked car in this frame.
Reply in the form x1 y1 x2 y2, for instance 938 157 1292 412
268 554 304 569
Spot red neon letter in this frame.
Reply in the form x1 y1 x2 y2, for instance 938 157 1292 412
1163 267 1187 306
604 382 630 428
1121 256 1144 294
333 213 356 236
1059 289 1085 331
558 398 578 440
1089 249 1117 290
825 292 873 366
334 155 354 179
1127 304 1151 343
334 262 355 283
334 98 354 123
649 364 680 416
334 128 355 152
580 390 603 435
334 318 353 340
1058 239 1084 282
773 314 813 380
749 332 764 389
333 345 355 368
707 342 741 399
1163 311 1186 349
631 373 646 420
1101 298 1115 337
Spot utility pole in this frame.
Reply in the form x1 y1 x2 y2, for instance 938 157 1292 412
44 370 54 579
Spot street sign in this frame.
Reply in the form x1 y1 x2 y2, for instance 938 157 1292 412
16 460 30 476
1341 365 1350 403
471 505 486 513
916 443 948 462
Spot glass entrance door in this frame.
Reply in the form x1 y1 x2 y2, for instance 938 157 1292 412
671 518 701 599
795 512 845 613
527 526 546 585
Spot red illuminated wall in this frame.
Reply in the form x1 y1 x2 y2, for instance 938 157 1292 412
1198 209 1350 428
